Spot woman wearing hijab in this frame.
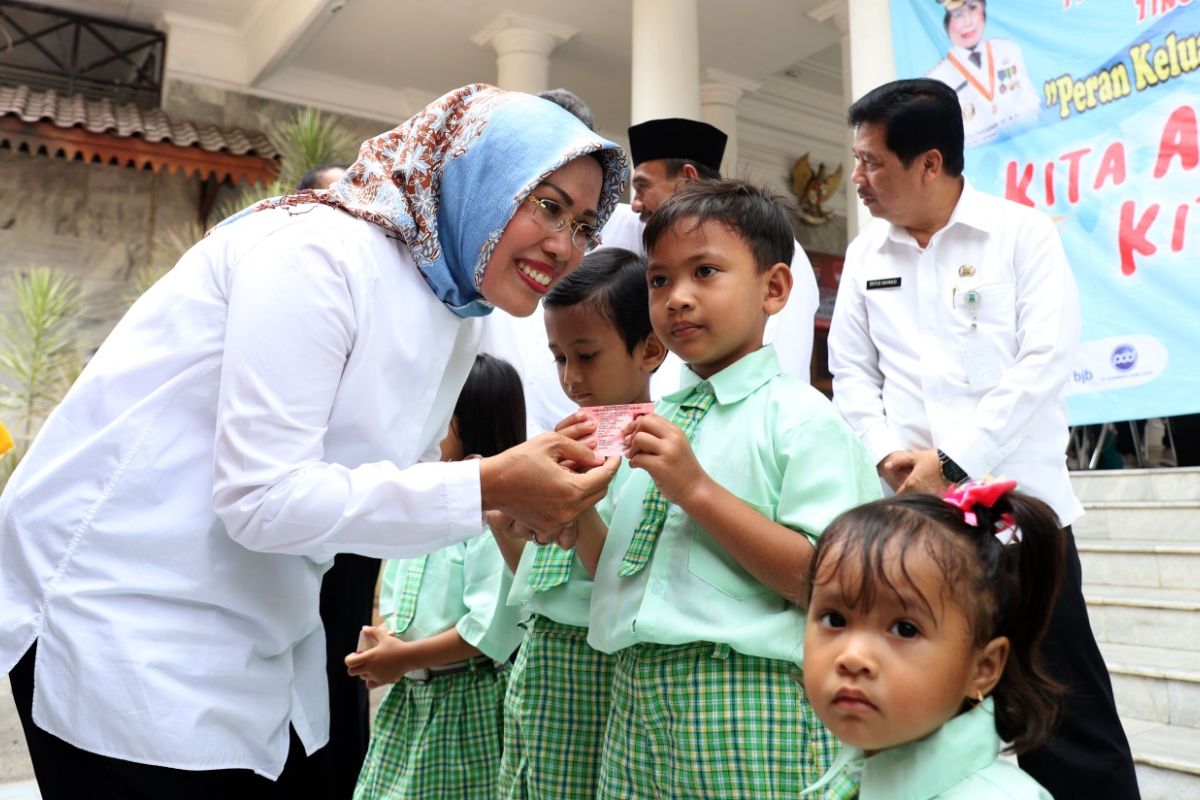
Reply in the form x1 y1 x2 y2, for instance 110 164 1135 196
0 84 628 799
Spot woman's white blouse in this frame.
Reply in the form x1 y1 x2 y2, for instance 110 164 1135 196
0 204 484 778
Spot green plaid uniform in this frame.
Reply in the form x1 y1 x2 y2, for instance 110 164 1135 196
353 663 508 800
497 615 615 800
620 383 715 576
597 641 838 800
526 545 573 592
815 768 861 800
389 556 427 632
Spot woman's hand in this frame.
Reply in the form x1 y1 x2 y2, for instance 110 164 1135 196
480 432 619 533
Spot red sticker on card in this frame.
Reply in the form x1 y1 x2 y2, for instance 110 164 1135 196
580 403 655 457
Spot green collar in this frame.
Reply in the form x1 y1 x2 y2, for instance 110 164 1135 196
805 698 1002 800
665 345 782 407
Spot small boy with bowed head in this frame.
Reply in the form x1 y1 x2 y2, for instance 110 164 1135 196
574 181 883 799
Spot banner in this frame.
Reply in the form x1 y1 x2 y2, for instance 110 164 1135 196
889 0 1200 425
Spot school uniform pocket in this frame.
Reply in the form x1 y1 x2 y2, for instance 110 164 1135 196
687 502 774 600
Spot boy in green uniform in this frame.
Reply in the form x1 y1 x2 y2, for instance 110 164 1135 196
493 248 667 799
574 181 883 799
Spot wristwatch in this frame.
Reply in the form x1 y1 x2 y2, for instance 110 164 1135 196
937 449 969 484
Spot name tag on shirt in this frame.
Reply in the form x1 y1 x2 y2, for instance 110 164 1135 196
866 277 902 290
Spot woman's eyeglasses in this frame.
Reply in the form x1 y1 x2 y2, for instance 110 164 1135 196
525 196 603 252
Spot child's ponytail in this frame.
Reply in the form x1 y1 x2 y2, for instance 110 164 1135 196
986 491 1065 754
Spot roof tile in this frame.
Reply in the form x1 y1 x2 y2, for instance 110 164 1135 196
0 83 278 160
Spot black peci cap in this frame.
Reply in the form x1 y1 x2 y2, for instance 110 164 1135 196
627 117 727 170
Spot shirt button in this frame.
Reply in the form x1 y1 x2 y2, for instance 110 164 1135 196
650 579 666 596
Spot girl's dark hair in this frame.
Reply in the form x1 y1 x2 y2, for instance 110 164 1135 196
807 490 1065 754
643 179 795 271
452 353 526 458
543 248 651 354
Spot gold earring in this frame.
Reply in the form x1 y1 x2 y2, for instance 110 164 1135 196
976 690 985 703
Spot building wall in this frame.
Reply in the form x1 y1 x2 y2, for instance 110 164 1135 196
0 149 199 350
0 79 394 352
737 73 850 257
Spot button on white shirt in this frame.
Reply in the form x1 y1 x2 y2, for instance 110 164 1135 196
0 205 486 777
599 203 820 396
829 180 1083 525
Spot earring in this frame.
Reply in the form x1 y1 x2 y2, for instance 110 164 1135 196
976 690 985 703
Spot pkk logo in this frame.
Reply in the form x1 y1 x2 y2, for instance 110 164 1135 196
1111 344 1138 372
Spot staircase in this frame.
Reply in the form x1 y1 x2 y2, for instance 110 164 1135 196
1073 467 1200 800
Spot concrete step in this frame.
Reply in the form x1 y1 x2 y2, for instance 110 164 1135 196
1084 584 1200 651
1124 718 1200 800
1070 467 1200 503
1077 540 1200 589
1102 642 1200 727
1072 501 1200 541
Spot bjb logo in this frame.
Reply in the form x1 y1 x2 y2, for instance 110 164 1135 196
1111 344 1137 372
1073 369 1093 384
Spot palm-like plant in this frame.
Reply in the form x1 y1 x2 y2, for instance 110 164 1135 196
1 111 356 486
135 108 358 297
0 267 84 487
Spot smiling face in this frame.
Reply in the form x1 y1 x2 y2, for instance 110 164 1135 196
479 155 604 317
803 537 999 754
544 302 662 407
947 1 986 50
646 218 789 380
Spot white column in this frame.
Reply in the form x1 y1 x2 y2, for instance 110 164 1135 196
630 0 700 123
700 68 760 177
471 12 577 94
809 0 895 236
847 0 896 105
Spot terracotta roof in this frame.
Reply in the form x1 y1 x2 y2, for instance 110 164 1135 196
0 83 278 159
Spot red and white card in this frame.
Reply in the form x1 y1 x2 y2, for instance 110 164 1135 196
579 402 655 457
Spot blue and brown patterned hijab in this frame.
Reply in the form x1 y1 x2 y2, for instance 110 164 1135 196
244 84 627 317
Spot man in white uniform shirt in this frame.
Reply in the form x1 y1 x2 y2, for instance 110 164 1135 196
925 0 1040 147
599 117 821 398
829 78 1139 799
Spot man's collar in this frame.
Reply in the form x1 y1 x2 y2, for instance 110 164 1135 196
665 345 781 406
878 178 990 251
943 178 992 233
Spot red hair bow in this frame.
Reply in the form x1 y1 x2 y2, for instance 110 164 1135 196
943 479 1020 543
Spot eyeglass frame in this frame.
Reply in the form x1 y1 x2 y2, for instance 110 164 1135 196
524 195 604 252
